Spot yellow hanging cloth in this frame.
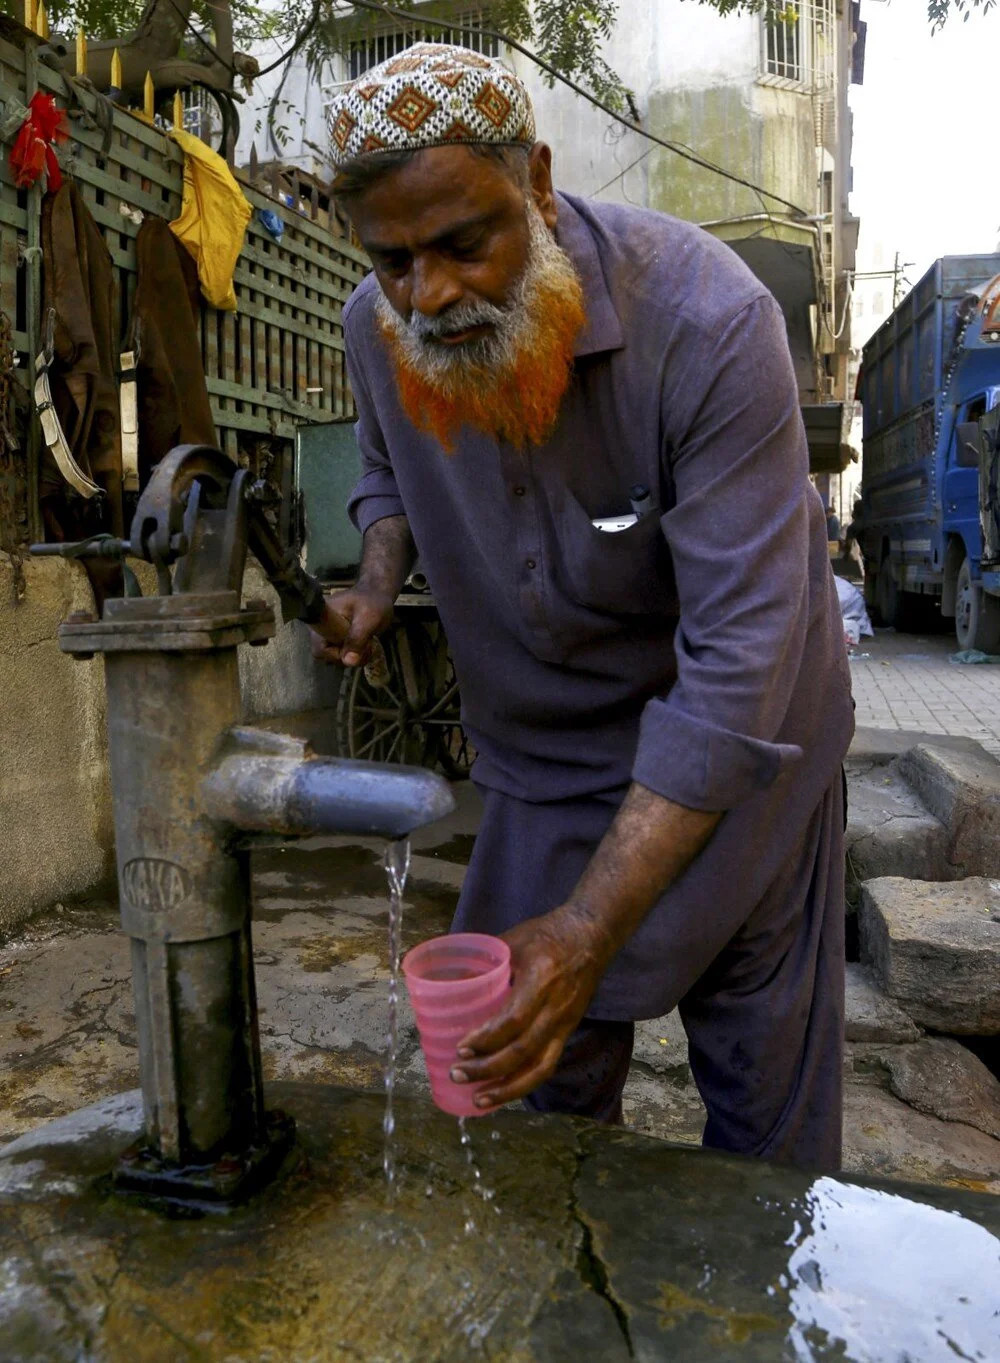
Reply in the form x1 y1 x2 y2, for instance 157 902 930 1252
168 129 252 312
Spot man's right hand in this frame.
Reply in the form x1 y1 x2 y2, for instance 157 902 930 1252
309 588 394 667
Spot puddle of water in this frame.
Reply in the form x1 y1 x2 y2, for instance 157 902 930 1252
779 1176 1000 1362
382 837 411 1200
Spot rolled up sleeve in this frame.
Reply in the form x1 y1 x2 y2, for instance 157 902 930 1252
632 294 810 811
344 310 406 536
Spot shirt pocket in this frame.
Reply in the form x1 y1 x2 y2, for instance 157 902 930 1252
555 487 677 617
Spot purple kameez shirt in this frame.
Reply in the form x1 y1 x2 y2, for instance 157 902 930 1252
345 192 854 822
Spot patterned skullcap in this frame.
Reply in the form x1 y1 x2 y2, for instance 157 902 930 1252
328 42 536 168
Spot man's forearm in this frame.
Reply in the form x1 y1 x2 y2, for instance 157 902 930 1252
356 514 417 599
566 783 722 966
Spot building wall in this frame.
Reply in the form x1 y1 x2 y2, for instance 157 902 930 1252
244 1 856 412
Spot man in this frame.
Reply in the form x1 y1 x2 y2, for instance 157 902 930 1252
825 503 842 550
315 45 854 1168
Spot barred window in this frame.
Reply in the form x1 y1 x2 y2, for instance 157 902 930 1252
349 9 498 81
762 3 804 83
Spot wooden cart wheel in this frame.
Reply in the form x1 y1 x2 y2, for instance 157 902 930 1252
335 624 436 767
335 617 476 778
420 621 477 780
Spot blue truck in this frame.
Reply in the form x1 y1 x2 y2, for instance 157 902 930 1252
858 254 1000 650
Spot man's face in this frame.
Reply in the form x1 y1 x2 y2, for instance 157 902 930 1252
344 143 559 344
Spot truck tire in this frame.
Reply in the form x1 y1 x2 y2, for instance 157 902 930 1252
955 556 1000 652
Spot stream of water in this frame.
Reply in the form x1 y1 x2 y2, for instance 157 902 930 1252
458 1116 499 1234
382 836 411 1199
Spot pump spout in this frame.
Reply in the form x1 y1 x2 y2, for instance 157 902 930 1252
203 727 456 841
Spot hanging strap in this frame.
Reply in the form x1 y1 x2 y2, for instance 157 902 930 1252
33 307 101 499
119 345 139 493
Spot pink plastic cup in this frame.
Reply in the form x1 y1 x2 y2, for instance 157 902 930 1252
402 932 512 1118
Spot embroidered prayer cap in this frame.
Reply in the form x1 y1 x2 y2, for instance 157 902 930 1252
327 42 536 168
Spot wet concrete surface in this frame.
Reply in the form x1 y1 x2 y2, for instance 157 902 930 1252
4 1083 1000 1362
3 782 1000 1198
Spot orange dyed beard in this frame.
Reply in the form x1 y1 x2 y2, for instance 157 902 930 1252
378 253 586 452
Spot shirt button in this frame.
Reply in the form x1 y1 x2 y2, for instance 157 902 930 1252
513 485 526 496
526 558 536 570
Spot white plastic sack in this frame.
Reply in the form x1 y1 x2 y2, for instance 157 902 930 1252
835 575 873 647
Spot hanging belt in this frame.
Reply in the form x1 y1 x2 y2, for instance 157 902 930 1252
33 307 101 498
119 345 139 493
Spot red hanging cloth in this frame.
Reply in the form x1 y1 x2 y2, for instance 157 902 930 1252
9 92 69 192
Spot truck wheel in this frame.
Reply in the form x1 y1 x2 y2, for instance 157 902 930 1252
955 556 1000 652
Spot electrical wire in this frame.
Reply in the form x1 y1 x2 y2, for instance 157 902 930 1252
821 273 853 342
591 147 653 199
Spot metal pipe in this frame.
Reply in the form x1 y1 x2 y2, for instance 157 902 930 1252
203 748 456 841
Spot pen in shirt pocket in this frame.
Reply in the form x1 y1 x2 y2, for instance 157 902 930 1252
629 483 655 520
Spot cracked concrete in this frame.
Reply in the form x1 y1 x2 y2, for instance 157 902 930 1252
5 1084 1000 1361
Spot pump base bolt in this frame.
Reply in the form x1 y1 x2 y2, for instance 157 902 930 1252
111 1109 297 1212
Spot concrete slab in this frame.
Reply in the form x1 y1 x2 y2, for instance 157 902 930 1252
859 876 1000 1034
848 726 989 766
5 1084 1000 1362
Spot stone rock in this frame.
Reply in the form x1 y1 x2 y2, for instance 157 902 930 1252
859 876 1000 1033
844 962 922 1043
842 1082 1000 1196
897 744 1000 877
883 1038 1000 1142
844 763 952 903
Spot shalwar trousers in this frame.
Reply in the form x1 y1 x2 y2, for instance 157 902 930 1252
452 775 845 1171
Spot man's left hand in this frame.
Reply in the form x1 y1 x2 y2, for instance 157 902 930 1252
449 906 612 1109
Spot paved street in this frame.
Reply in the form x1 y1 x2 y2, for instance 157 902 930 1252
849 627 1000 756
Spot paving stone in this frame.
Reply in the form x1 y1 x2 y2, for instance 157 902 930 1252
844 963 922 1043
897 744 1000 876
859 876 1000 1034
882 1039 1000 1142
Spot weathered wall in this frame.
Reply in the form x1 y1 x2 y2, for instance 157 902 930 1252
0 555 114 938
1 555 342 938
238 559 344 720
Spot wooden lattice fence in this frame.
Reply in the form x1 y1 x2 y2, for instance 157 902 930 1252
0 15 367 549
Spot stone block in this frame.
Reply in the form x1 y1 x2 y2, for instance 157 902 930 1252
883 1038 1000 1142
859 876 1000 1034
897 744 1000 877
844 963 922 1043
845 764 952 901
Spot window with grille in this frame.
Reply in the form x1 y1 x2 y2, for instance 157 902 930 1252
762 3 804 83
348 8 498 80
